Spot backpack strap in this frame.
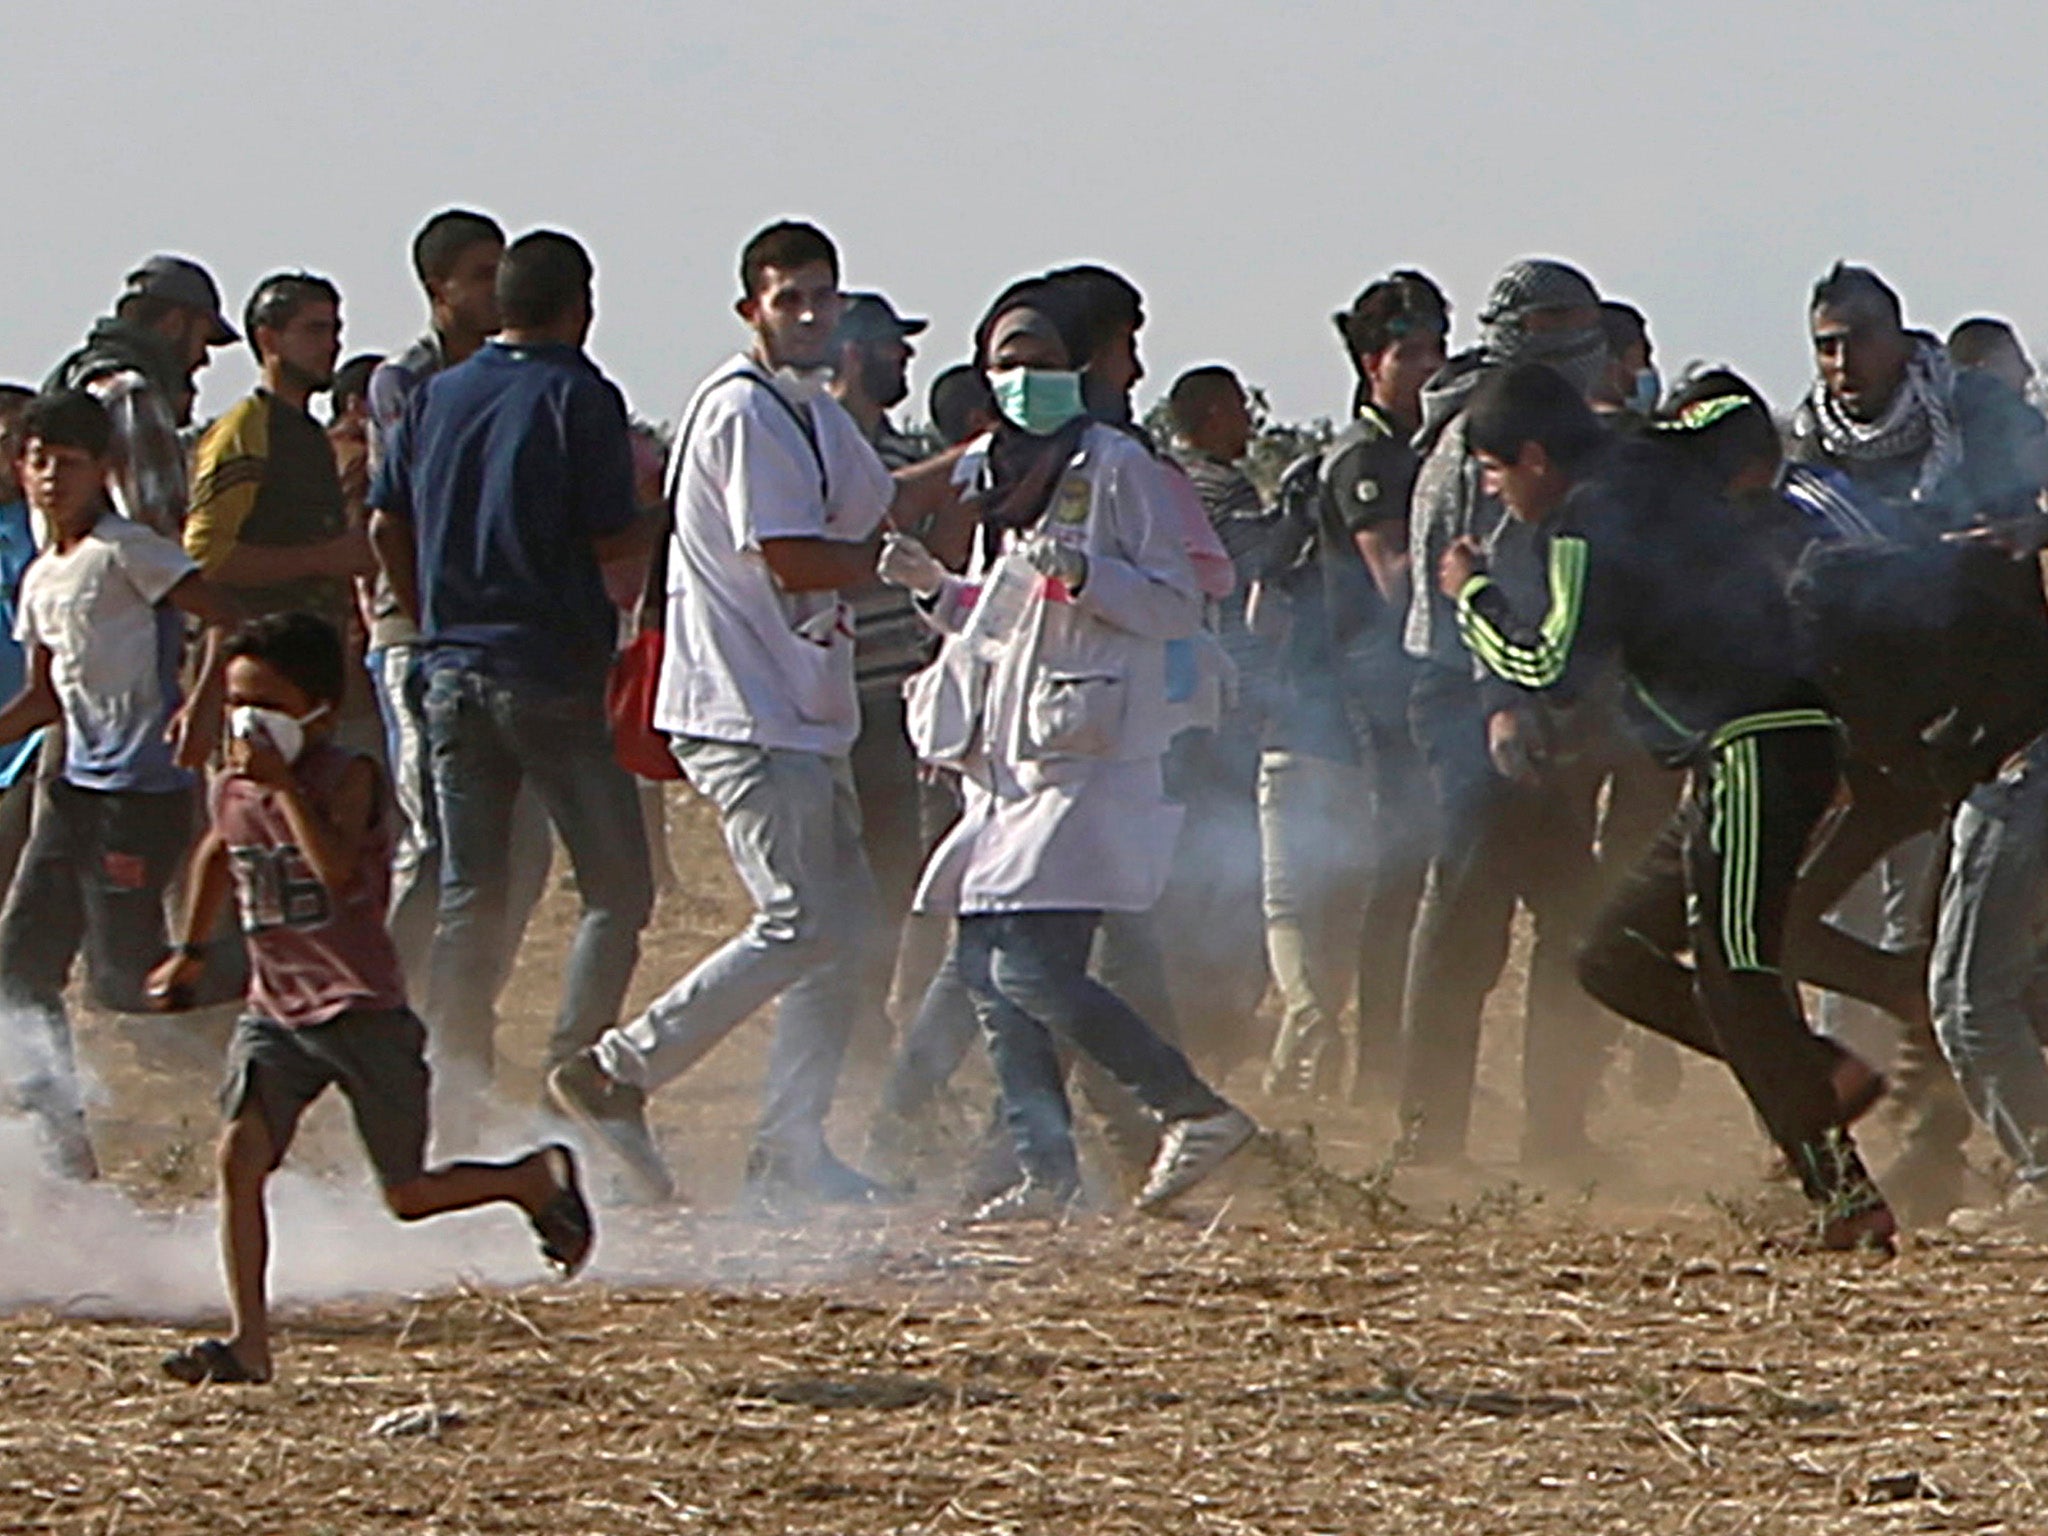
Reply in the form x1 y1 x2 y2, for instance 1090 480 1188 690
641 367 835 619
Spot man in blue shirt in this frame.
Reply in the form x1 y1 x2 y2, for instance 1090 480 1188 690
0 386 46 889
369 230 659 1136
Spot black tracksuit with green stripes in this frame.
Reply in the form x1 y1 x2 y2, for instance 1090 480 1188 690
1456 444 1879 1209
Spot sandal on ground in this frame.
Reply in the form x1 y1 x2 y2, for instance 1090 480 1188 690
530 1143 595 1278
161 1338 269 1385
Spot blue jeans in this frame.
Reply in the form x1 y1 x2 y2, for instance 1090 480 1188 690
367 644 553 991
1930 739 2048 1184
1815 835 1939 1064
422 664 652 1104
878 936 976 1120
595 739 877 1163
956 910 1221 1191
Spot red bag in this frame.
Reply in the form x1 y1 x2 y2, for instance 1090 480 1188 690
606 628 681 781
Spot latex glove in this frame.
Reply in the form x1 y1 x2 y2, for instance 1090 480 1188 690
1025 536 1088 593
877 531 946 597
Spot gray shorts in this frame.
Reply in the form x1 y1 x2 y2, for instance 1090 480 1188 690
221 1007 430 1188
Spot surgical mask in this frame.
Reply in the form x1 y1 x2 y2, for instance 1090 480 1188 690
1629 366 1663 416
988 367 1087 437
229 703 330 766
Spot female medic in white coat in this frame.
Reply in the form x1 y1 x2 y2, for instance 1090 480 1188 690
877 297 1256 1223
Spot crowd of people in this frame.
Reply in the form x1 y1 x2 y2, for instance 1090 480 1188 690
6 211 2048 1384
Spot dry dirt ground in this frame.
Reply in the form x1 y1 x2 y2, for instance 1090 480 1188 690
6 789 2048 1534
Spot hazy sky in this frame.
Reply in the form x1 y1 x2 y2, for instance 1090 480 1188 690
8 1 2047 430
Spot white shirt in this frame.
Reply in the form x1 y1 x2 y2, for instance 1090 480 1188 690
655 356 895 755
18 511 196 791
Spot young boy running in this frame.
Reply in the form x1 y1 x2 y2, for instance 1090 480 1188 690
151 612 592 1385
0 390 239 1179
1436 363 1896 1252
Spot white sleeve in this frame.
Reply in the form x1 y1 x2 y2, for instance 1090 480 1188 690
110 521 200 605
712 399 830 549
1068 441 1202 641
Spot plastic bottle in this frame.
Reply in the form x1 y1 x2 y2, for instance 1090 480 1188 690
960 549 1041 659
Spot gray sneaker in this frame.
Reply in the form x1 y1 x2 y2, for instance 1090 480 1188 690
1136 1105 1257 1212
545 1053 675 1205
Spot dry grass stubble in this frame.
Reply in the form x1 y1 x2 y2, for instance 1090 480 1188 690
5 788 2048 1534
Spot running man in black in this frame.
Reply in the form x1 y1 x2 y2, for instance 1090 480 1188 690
1436 363 1896 1251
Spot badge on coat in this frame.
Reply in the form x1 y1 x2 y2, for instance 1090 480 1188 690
1051 476 1092 524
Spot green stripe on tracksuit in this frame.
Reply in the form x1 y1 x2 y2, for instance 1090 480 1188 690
1704 709 1837 974
1456 536 1589 689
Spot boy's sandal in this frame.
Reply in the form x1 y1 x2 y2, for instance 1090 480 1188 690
161 1339 269 1385
530 1143 595 1278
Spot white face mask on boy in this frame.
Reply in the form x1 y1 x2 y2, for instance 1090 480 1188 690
228 703 329 766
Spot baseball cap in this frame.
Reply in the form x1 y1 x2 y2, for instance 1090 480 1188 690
120 255 239 344
836 291 928 346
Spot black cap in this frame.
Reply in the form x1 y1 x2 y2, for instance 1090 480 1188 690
836 291 927 346
120 255 238 344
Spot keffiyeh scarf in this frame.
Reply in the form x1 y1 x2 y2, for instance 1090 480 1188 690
1800 336 1964 503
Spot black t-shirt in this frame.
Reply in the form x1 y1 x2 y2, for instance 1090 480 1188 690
1316 404 1419 647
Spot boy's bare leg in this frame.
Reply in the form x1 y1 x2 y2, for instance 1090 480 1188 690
219 1108 277 1381
386 1144 595 1276
384 1148 561 1222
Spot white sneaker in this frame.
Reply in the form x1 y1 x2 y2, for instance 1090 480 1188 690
1948 1181 2048 1240
949 1177 1079 1230
1136 1106 1257 1212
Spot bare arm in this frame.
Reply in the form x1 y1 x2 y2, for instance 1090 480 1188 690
369 509 418 626
760 533 886 593
163 573 241 769
204 532 374 588
168 829 232 951
593 505 667 565
145 828 233 1008
0 644 60 746
1354 525 1411 607
890 446 974 570
272 754 378 892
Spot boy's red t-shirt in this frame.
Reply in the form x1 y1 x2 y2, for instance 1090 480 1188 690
211 741 407 1027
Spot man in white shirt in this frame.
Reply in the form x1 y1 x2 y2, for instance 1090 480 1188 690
551 222 959 1211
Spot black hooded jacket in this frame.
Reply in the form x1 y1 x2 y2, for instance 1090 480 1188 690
1456 440 1829 766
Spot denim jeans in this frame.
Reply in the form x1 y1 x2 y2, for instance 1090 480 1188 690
877 934 976 1122
368 644 552 991
1815 835 1940 1064
595 738 877 1163
956 909 1222 1191
1930 739 2048 1184
422 664 652 1111
877 914 1179 1153
0 779 241 1140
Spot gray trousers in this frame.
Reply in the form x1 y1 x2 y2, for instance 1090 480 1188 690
595 738 879 1162
1930 737 2048 1184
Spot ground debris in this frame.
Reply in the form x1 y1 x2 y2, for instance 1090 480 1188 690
366 1402 467 1438
714 1372 1016 1410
